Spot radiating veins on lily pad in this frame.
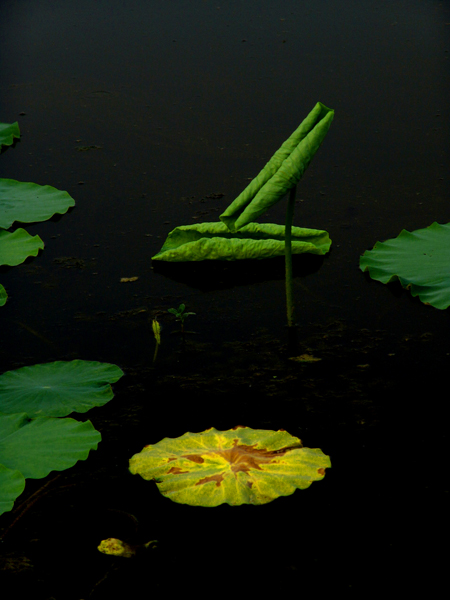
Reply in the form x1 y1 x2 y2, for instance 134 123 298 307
129 425 331 506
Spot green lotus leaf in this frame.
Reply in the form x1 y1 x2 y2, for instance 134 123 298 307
0 122 20 149
0 284 7 307
220 102 334 232
0 178 75 229
360 222 450 310
152 222 331 262
0 227 44 267
0 462 26 517
129 426 331 506
0 360 124 418
0 411 100 479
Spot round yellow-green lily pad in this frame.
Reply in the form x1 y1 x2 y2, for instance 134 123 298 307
129 426 331 506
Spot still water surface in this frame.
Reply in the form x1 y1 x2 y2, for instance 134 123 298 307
0 1 449 596
1 0 449 367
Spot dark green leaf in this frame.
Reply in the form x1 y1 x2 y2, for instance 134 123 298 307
0 178 75 229
0 360 124 418
0 463 25 516
0 284 7 307
0 412 100 480
0 228 44 267
360 222 450 309
0 122 20 149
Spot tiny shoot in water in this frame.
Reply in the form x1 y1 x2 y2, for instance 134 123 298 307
168 304 195 339
152 316 161 364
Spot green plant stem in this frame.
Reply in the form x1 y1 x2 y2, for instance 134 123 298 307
153 342 159 364
285 185 296 328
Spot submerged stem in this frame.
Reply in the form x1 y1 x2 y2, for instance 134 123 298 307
285 185 296 328
153 342 159 364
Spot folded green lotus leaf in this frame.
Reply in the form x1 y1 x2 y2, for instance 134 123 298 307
0 462 25 516
0 178 75 229
360 222 450 310
220 102 334 231
129 425 331 506
0 284 7 307
0 227 44 267
0 122 20 149
0 360 124 418
0 411 101 515
152 222 331 262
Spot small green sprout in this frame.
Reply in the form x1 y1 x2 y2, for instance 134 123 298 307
152 316 161 363
168 304 195 338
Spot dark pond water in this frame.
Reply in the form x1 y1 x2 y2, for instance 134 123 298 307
1 0 449 597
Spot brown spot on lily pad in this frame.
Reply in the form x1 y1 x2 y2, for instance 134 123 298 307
182 454 205 464
167 467 189 474
214 440 303 476
196 473 224 487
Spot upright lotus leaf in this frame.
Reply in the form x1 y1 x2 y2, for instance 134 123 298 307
0 463 26 516
0 122 20 149
360 222 450 310
0 360 124 418
129 426 331 506
0 178 75 229
0 285 7 307
0 228 44 266
220 102 334 232
152 222 331 261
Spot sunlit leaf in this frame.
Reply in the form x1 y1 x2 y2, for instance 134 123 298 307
0 178 75 229
0 284 7 307
97 538 158 558
360 222 450 309
0 412 100 479
0 228 44 267
129 426 330 506
220 102 334 231
152 222 331 262
0 360 124 418
0 463 25 517
0 122 20 149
